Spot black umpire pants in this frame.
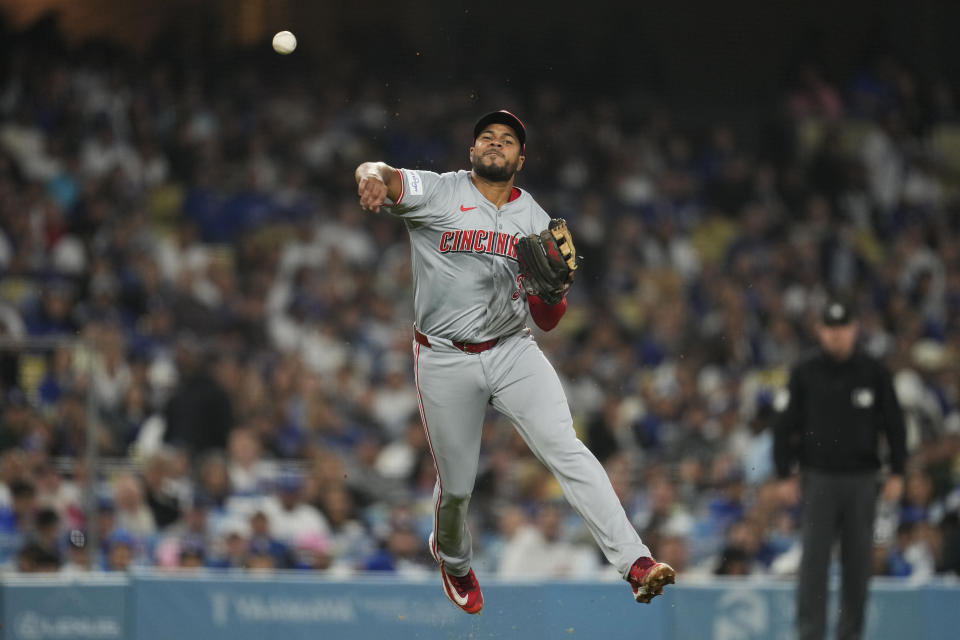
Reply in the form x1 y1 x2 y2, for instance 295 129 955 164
797 470 877 640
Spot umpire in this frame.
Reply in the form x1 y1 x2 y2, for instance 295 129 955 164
773 298 907 640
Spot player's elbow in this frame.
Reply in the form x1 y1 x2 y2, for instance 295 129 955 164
533 314 561 332
354 161 374 181
355 161 389 182
528 295 566 331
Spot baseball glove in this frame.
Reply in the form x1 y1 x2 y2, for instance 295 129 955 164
515 218 578 305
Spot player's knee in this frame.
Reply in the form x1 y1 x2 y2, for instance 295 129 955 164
439 492 471 511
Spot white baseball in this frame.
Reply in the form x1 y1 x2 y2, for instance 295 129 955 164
272 31 297 55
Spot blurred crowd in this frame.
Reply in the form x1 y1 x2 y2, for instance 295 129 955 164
1 25 960 582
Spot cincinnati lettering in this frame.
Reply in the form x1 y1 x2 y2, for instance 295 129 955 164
438 229 518 258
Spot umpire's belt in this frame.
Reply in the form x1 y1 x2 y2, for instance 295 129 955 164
414 327 499 354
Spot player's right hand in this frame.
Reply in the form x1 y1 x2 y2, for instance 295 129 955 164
357 174 388 213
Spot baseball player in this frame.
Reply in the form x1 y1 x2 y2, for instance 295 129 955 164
354 110 674 614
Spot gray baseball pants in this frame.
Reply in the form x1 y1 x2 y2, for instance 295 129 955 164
413 328 650 577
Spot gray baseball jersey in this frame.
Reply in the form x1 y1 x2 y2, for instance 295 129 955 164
388 169 547 343
386 167 650 579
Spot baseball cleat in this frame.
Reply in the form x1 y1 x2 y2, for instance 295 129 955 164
626 556 676 604
428 532 484 614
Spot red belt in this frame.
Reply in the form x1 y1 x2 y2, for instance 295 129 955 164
414 328 499 354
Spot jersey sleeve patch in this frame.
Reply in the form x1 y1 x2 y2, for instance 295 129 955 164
407 170 424 195
387 169 441 219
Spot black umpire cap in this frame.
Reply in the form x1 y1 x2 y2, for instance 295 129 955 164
821 298 855 326
473 110 526 150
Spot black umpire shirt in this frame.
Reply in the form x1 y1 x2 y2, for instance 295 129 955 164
773 348 907 478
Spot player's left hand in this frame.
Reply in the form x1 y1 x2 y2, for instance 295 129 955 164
357 174 388 213
515 218 578 304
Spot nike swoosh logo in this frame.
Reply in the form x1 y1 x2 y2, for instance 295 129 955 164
460 205 477 212
441 569 469 606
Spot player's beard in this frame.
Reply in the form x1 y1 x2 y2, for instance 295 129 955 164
471 152 517 183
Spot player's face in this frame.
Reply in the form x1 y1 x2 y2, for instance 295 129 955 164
817 322 858 360
470 124 525 182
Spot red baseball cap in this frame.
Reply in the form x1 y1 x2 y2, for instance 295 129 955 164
473 110 526 150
